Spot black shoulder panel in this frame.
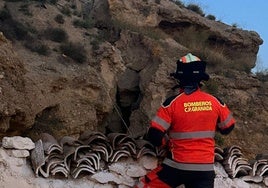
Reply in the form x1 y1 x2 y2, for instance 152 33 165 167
215 96 225 105
162 95 178 107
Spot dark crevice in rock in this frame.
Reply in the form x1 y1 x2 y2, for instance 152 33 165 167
158 20 192 29
9 110 26 131
105 69 142 134
115 86 142 134
0 110 27 137
25 105 63 140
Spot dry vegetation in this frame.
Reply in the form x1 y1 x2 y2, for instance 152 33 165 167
0 0 254 73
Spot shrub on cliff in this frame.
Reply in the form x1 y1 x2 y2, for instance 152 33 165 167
60 42 87 63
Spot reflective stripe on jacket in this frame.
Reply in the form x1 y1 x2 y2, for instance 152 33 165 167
163 158 214 171
150 88 235 166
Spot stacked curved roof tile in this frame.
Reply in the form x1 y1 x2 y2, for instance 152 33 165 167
215 145 268 186
30 131 164 179
31 132 268 187
241 159 268 185
220 145 251 178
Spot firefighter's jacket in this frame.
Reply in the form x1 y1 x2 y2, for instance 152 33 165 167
150 88 235 171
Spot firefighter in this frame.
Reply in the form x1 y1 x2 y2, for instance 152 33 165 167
136 53 235 188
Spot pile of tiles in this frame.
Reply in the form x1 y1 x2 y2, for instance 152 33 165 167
30 131 166 179
31 132 268 186
215 145 268 186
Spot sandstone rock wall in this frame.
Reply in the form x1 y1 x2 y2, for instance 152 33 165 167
0 0 266 159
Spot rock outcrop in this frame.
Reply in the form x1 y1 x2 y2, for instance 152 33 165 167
0 0 266 159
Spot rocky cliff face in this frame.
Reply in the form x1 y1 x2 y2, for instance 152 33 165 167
0 0 266 159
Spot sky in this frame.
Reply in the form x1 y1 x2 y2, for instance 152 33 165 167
181 0 268 71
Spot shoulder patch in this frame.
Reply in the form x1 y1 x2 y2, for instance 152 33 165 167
215 96 225 106
162 95 179 107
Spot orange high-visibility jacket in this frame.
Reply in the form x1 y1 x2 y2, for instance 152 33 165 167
151 88 235 171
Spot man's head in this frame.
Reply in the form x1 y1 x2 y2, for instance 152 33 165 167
170 53 209 87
